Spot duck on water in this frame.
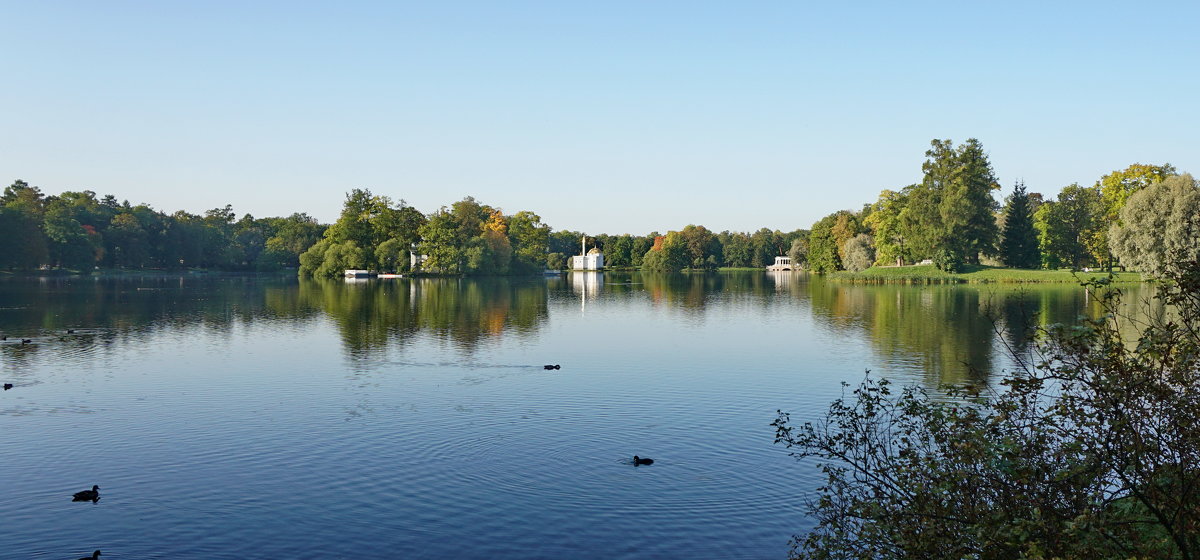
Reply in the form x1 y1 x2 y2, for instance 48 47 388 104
73 485 100 502
633 455 654 466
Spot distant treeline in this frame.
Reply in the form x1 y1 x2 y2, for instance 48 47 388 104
0 182 325 271
0 181 802 276
6 138 1194 277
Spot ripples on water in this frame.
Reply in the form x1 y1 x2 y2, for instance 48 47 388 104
0 273 1118 558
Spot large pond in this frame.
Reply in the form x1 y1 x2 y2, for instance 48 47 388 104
0 271 1139 559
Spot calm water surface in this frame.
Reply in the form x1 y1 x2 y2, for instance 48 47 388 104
0 272 1127 559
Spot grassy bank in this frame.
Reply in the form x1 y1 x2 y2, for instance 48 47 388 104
830 264 1144 284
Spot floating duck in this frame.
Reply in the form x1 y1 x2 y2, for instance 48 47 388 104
543 364 561 370
21 339 32 344
633 455 654 466
72 485 100 502
3 383 12 390
67 329 76 334
77 551 101 560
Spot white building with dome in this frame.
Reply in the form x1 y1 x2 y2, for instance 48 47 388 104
570 236 604 270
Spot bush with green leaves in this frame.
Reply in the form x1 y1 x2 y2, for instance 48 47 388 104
932 247 964 273
774 261 1200 559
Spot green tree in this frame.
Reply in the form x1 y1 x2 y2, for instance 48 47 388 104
607 234 634 268
641 232 689 272
507 211 550 274
105 212 150 268
548 229 583 256
413 198 522 276
199 205 240 268
1092 163 1177 269
898 179 943 260
944 139 1000 261
807 214 842 273
43 204 98 270
678 224 721 269
374 238 409 272
1109 173 1200 277
721 231 752 268
896 139 1001 265
264 213 326 268
323 190 377 249
126 204 168 267
1034 184 1101 269
301 189 424 276
2 179 46 217
998 181 1040 269
750 228 785 268
631 234 654 267
865 189 912 266
1098 163 1177 220
1 180 49 268
315 240 366 277
415 210 465 274
298 239 331 275
371 200 426 250
830 210 867 263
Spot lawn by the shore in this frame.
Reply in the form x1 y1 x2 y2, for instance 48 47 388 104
829 264 1144 284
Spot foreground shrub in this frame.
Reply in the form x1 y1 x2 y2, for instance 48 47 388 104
774 261 1200 559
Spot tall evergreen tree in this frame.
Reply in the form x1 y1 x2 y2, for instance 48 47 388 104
999 181 1040 268
902 139 1001 267
932 139 1000 263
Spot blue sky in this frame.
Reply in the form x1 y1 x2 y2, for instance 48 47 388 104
3 1 1196 234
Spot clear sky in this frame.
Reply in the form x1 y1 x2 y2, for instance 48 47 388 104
3 1 1196 235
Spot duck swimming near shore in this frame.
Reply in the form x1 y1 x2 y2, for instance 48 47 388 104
543 364 561 370
72 485 100 502
77 551 101 560
3 383 12 390
633 455 654 466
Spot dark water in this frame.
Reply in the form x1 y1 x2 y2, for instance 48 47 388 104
0 272 1132 559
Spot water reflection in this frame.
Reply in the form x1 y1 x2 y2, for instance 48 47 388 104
800 277 1149 386
298 277 550 357
0 272 1151 390
0 275 319 370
